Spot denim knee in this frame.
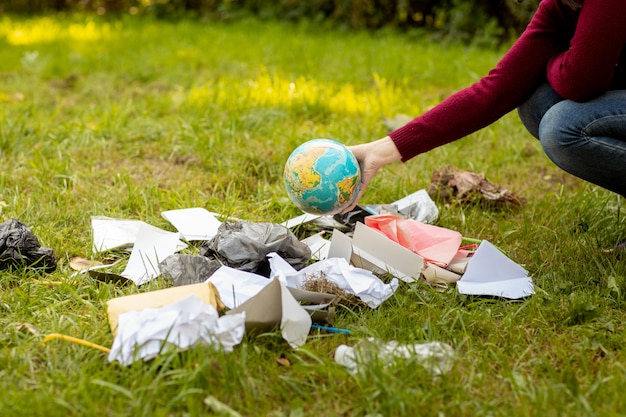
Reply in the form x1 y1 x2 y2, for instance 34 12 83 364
517 83 563 139
538 101 574 169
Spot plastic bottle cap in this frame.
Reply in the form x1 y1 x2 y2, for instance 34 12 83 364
334 344 353 365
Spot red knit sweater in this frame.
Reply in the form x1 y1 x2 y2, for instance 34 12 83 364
389 0 626 162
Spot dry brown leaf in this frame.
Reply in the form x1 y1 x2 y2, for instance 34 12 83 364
276 356 291 367
428 165 525 206
69 256 103 271
16 322 40 336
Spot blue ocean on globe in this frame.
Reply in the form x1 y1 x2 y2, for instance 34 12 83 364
284 139 361 215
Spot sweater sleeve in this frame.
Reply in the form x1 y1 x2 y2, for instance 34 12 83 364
547 0 626 102
389 0 574 162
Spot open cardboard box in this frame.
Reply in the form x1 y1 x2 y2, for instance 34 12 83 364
327 222 461 284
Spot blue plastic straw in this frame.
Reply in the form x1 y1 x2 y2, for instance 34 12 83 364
311 324 351 335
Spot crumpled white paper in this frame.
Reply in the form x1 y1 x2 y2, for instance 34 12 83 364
108 295 245 366
208 268 312 348
268 253 398 308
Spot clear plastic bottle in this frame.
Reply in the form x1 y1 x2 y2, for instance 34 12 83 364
334 338 454 375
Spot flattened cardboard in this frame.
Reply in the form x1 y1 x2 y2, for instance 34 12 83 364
106 282 225 336
328 222 425 283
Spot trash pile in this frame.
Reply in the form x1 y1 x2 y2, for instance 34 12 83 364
10 169 532 372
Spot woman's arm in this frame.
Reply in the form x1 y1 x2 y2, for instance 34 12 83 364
547 0 626 101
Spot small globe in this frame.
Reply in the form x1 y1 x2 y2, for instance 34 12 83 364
283 139 361 215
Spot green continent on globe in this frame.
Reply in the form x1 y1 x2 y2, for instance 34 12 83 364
284 147 326 196
336 175 359 206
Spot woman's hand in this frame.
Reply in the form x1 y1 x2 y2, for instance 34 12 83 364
343 136 402 213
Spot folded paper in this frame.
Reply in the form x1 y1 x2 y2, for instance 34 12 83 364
457 240 534 299
121 223 184 285
227 278 312 349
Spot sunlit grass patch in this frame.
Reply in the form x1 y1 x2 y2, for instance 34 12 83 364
0 16 115 45
184 69 399 119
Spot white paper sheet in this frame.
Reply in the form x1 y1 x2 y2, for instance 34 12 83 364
161 207 222 241
268 253 398 308
207 265 272 309
91 216 146 253
209 269 313 348
108 295 246 366
301 232 331 261
121 223 184 285
279 282 312 348
280 212 323 229
457 240 534 299
91 216 187 253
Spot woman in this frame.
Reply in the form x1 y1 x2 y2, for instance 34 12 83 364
345 0 626 212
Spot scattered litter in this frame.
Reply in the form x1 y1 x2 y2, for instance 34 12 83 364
42 333 111 353
108 295 245 366
365 214 462 267
281 189 439 234
91 222 184 285
91 216 187 254
161 207 222 241
69 256 103 272
302 271 364 307
16 322 40 336
208 266 338 347
43 194 533 366
457 240 534 299
268 252 398 309
201 221 311 276
310 324 350 335
91 216 145 253
327 222 425 283
301 232 330 260
107 281 225 335
159 254 222 286
0 218 56 272
365 189 439 224
334 338 455 375
226 278 312 348
429 165 525 206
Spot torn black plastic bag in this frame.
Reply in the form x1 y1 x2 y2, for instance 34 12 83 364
0 219 56 272
158 254 222 286
200 221 311 276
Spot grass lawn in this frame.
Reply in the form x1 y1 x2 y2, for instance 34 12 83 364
1 14 626 417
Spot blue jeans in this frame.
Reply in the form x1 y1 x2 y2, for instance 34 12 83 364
517 84 626 197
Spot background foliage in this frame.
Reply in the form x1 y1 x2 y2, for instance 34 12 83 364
1 0 541 42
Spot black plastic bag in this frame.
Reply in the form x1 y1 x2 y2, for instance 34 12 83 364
0 219 56 272
200 221 311 276
158 254 222 286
